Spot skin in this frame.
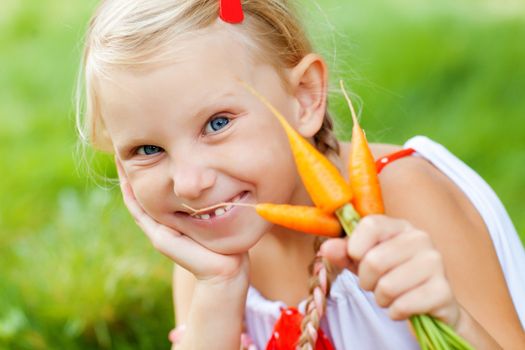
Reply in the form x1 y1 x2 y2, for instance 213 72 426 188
99 23 524 349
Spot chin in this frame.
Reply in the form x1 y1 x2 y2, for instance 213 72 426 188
163 210 271 255
204 233 262 255
202 220 270 255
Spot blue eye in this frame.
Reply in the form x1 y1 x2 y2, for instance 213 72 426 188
136 145 163 156
205 116 230 133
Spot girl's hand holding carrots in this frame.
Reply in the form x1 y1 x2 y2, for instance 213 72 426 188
320 215 461 328
240 81 478 349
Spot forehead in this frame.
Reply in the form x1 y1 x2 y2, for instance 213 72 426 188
100 26 256 103
96 25 276 138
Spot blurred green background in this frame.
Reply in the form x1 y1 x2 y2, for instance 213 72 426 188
1 0 524 348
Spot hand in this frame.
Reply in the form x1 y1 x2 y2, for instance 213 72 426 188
320 215 461 327
115 158 249 283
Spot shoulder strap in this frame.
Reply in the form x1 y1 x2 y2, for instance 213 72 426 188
376 148 416 174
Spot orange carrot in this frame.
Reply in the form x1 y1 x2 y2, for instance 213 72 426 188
241 81 352 214
255 203 342 237
340 81 384 216
184 202 342 237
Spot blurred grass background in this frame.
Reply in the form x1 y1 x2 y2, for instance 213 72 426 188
1 0 524 348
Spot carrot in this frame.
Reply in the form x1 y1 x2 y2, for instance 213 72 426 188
340 81 385 216
255 203 342 237
337 84 472 350
240 81 352 214
184 202 342 237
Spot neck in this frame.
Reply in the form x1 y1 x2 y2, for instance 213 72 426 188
249 228 317 306
247 171 322 304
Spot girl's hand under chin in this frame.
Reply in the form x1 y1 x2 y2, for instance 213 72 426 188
320 215 461 328
115 158 249 284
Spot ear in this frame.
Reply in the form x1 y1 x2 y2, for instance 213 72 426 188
288 53 328 138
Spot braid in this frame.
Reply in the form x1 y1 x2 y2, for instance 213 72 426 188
313 110 341 169
297 237 333 349
297 109 341 349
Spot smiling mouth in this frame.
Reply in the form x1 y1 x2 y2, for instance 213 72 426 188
189 191 248 220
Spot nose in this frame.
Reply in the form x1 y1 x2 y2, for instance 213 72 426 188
171 159 217 200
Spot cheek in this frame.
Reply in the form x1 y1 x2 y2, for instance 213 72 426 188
233 131 299 202
259 146 297 199
128 170 171 220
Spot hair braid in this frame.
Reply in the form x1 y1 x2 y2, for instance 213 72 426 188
297 109 341 349
313 110 341 169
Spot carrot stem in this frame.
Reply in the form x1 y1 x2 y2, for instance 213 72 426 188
335 203 360 236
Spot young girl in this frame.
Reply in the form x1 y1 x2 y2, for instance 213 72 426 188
76 0 525 349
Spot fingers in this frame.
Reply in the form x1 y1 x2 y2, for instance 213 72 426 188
115 156 174 242
319 238 358 273
116 164 159 235
114 157 238 278
331 214 457 323
373 250 443 308
357 226 434 291
347 215 411 262
117 175 183 262
115 155 126 181
115 156 137 205
387 275 455 323
114 157 197 269
117 175 219 274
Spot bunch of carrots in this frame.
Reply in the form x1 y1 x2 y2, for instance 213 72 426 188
239 81 474 350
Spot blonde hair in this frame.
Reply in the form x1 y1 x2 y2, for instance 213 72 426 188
77 1 341 347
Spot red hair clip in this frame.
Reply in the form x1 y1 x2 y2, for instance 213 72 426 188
219 0 244 24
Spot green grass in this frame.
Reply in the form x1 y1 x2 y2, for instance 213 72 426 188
1 0 524 348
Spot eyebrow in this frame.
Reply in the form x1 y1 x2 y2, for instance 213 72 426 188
188 90 238 120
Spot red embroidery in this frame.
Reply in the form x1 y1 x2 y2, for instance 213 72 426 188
266 307 335 350
375 148 415 174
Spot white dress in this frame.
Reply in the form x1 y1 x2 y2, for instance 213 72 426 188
244 136 525 349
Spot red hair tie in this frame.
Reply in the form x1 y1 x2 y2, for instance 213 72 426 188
219 0 244 24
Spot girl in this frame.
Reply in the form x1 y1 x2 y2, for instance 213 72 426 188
76 0 525 349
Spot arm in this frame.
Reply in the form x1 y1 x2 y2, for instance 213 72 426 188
379 155 525 348
117 160 249 350
175 271 249 350
173 264 196 328
171 264 195 350
172 264 249 349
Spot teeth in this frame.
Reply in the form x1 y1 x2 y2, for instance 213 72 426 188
214 208 226 217
194 192 245 220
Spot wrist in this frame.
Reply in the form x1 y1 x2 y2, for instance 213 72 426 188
194 252 250 285
454 306 502 350
195 258 250 288
194 271 249 299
